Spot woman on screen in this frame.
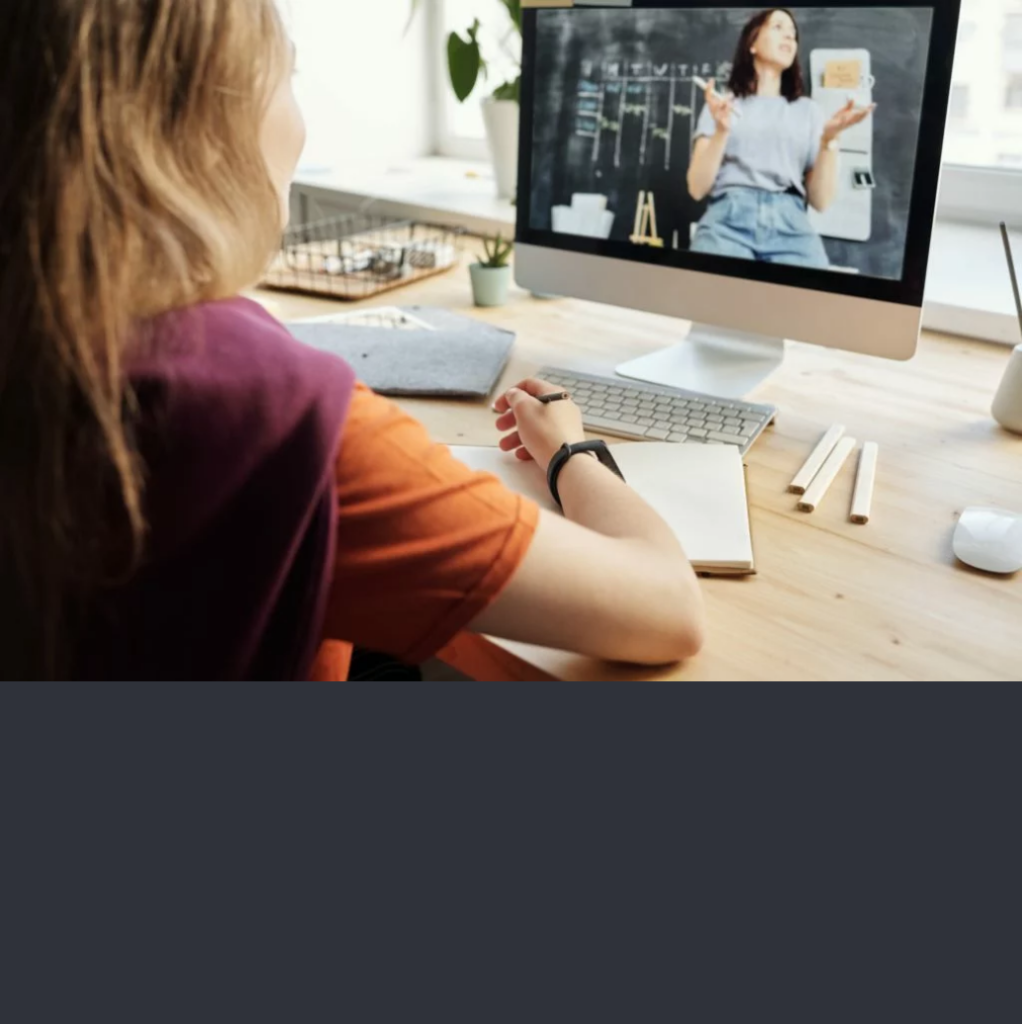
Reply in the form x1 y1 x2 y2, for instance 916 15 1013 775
686 8 874 268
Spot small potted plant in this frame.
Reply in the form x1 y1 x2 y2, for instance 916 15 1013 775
471 234 514 308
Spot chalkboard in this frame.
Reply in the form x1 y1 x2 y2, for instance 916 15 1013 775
529 7 933 279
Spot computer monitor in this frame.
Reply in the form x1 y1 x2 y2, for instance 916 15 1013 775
515 0 961 397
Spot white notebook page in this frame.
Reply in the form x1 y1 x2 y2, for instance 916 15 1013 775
451 442 754 572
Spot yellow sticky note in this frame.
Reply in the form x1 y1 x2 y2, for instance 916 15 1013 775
823 60 862 90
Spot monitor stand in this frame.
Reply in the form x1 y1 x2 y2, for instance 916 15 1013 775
615 325 786 399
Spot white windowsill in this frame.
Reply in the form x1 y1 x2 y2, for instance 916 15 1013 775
295 157 1020 347
923 221 1020 345
295 157 515 239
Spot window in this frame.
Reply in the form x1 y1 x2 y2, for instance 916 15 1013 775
1006 14 1022 73
949 84 971 120
939 1 1022 168
286 2 434 174
436 0 522 157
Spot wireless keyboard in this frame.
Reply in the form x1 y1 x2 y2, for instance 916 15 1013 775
538 367 777 457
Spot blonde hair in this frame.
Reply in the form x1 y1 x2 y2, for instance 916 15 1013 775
0 0 289 677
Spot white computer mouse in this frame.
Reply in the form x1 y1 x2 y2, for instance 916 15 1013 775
953 507 1022 575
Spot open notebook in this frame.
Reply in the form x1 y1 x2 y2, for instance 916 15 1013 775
452 443 756 576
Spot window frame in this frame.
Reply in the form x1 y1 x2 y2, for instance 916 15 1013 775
432 0 497 160
940 165 1022 226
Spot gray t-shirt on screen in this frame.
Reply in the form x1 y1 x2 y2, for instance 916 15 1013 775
695 95 825 197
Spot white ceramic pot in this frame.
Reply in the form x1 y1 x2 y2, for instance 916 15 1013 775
992 343 1022 434
481 98 519 201
470 263 513 308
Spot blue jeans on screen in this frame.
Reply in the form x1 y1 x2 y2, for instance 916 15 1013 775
691 188 830 269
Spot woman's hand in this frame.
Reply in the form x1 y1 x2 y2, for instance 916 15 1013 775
822 99 876 145
704 78 736 136
493 378 587 471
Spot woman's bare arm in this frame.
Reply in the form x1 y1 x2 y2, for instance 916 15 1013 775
687 81 734 201
470 381 706 666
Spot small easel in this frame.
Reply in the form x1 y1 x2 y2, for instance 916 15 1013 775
630 190 664 248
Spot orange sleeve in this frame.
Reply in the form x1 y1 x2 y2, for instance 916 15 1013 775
318 384 540 667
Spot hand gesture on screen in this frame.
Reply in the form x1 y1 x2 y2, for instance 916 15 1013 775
822 99 876 146
704 79 735 136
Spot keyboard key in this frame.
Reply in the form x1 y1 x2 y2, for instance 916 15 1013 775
584 417 649 438
741 424 760 437
724 417 742 428
721 425 741 436
602 409 622 420
688 427 708 438
621 414 638 423
637 418 656 427
667 432 689 443
647 427 671 440
707 431 745 445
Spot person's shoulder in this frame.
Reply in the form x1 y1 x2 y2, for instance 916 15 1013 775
137 296 353 397
131 296 356 474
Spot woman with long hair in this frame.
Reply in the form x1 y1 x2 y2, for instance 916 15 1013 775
0 0 704 679
687 8 874 267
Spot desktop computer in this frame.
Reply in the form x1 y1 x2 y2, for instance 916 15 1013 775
515 0 960 408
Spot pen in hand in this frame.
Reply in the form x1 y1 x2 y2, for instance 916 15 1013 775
536 392 571 405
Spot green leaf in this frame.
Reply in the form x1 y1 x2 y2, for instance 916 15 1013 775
480 232 514 267
447 24 482 103
491 75 520 103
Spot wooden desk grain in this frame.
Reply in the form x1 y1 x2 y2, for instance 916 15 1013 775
253 266 1022 682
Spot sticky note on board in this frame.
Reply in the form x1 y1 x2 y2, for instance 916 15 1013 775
823 59 862 89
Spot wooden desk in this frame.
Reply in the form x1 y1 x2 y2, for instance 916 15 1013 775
254 269 1022 682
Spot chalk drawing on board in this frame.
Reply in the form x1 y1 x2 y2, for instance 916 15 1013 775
575 60 731 173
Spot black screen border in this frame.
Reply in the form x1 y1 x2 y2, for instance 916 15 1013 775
515 0 962 308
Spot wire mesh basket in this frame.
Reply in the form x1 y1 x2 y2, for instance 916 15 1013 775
260 213 464 301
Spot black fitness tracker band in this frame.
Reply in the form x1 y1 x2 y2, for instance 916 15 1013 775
547 440 626 508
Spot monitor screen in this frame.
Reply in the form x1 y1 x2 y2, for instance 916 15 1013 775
519 3 956 304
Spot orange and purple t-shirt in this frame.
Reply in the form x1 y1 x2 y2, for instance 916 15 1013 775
77 298 537 680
